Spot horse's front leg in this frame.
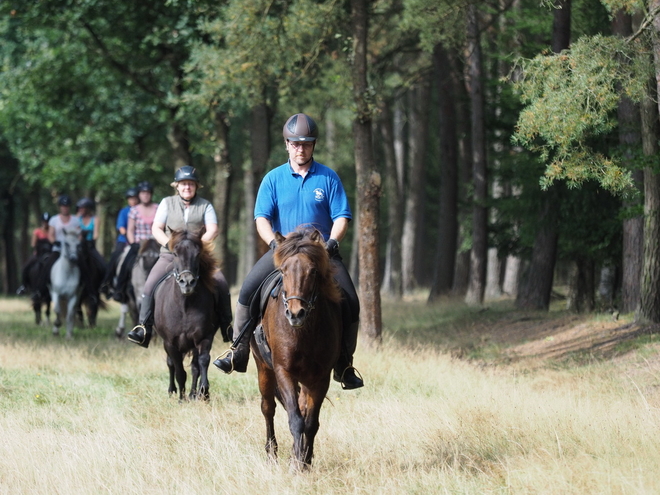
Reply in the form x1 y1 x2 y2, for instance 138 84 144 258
189 349 200 400
256 362 278 462
32 295 42 325
299 380 331 466
165 345 186 401
66 295 78 339
51 293 61 336
275 369 307 470
44 295 51 326
194 348 211 401
166 354 177 396
116 303 128 338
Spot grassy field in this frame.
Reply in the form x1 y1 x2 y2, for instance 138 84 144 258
1 294 659 494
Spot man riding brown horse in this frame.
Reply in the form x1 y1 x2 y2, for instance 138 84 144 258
214 113 363 390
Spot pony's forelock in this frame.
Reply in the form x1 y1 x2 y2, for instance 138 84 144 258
274 228 341 304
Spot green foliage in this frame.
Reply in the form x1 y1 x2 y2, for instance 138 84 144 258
400 0 467 52
513 34 652 194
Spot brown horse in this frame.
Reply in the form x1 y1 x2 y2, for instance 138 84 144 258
252 228 342 470
153 230 220 401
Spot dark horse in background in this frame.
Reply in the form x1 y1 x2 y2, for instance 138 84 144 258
115 238 160 338
153 230 222 401
253 229 342 470
22 238 53 325
77 239 108 328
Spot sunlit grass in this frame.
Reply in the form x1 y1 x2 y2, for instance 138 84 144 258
1 295 659 493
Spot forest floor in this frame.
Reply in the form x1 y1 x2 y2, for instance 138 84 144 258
412 293 660 374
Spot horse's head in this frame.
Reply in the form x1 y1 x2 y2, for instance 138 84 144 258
274 229 337 328
60 228 80 262
170 232 201 296
138 238 160 272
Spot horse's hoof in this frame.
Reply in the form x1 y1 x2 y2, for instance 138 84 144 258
52 328 59 336
115 327 124 338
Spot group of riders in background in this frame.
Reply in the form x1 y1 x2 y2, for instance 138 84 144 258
15 113 364 392
17 181 155 315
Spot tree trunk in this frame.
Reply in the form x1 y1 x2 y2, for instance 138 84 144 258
2 189 17 293
566 256 595 313
515 0 571 310
351 0 382 343
429 44 458 302
617 9 644 314
465 4 488 306
239 102 271 282
379 101 403 298
516 198 558 310
212 110 233 278
638 4 660 322
452 55 472 297
402 79 431 293
166 118 192 171
502 256 521 297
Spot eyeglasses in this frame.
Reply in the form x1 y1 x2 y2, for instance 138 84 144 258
288 141 314 149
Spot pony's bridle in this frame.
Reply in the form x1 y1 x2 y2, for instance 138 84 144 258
173 268 199 285
281 280 318 314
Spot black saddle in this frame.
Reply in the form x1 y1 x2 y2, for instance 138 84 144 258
249 270 282 370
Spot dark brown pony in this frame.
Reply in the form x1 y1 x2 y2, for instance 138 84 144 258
153 230 220 401
252 228 342 470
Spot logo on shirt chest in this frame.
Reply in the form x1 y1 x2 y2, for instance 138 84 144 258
313 188 325 202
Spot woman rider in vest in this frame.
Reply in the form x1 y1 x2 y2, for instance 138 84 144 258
127 166 233 348
213 113 363 390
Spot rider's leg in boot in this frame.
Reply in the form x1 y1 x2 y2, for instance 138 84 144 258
333 321 364 390
127 292 154 348
112 248 134 302
213 303 253 373
214 284 233 343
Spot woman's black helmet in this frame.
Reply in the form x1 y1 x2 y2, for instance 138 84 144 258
41 212 51 223
137 181 153 193
58 194 72 207
171 166 202 187
125 187 139 198
283 113 318 142
76 197 95 210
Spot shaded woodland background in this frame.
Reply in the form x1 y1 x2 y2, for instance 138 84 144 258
2 0 660 341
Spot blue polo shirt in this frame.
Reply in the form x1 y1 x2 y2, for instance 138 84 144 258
116 206 130 243
254 160 352 240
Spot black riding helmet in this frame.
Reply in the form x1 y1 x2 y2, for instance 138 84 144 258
137 181 153 193
76 197 95 210
58 194 72 207
171 165 202 188
125 187 139 198
41 212 51 223
283 113 318 142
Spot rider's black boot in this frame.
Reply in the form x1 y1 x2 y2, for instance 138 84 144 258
127 323 152 348
127 293 154 348
213 303 253 373
333 321 364 390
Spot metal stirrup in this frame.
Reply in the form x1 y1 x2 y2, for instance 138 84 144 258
214 348 237 374
337 366 363 390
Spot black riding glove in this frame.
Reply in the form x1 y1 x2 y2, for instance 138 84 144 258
326 238 339 258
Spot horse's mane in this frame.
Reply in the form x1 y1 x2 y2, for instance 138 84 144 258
169 230 218 292
274 228 342 304
138 238 160 255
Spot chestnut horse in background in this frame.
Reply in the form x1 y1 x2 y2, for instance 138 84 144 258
252 228 342 470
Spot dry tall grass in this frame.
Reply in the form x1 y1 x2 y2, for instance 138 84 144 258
1 296 659 494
